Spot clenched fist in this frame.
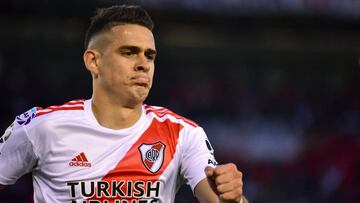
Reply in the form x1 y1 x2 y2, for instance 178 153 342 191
205 163 247 203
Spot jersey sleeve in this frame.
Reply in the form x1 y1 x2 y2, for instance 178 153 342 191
0 121 38 185
180 126 218 192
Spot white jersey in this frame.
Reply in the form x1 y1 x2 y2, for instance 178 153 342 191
0 99 217 203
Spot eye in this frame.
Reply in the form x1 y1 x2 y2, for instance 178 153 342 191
121 50 136 57
146 54 156 61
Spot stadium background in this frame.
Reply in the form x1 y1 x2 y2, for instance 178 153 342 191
1 0 360 202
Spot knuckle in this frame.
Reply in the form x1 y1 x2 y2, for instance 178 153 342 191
233 163 238 168
233 171 241 179
236 175 243 183
215 165 224 173
239 180 243 187
236 180 243 189
229 163 237 170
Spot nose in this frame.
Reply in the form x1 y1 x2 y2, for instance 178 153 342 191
135 55 151 72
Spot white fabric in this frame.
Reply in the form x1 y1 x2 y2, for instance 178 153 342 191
0 99 217 203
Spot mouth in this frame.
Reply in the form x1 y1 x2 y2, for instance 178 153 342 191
131 76 150 87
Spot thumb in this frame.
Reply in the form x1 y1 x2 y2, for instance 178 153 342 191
205 166 219 195
205 166 215 178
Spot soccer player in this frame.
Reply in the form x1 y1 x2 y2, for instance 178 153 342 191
0 5 248 203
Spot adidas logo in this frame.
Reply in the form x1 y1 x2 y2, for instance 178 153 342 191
69 152 91 167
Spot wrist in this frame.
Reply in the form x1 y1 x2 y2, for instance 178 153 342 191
219 196 245 203
240 196 249 203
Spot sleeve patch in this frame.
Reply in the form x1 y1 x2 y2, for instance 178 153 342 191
205 139 214 155
16 107 37 125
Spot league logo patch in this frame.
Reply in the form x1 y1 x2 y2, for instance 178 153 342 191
16 107 37 125
138 141 165 174
205 139 214 155
0 123 14 144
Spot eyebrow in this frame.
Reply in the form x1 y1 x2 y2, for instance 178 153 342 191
119 45 156 55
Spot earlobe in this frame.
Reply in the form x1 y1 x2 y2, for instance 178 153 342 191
83 49 100 77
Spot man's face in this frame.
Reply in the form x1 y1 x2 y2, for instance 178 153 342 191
92 24 156 107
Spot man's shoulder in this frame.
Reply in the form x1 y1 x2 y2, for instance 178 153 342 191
143 104 199 128
15 99 86 127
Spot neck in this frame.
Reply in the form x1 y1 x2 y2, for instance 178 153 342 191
91 93 143 130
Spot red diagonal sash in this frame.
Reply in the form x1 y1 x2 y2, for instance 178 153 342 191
87 118 182 202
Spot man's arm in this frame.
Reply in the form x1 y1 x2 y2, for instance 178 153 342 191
194 178 220 203
194 163 248 203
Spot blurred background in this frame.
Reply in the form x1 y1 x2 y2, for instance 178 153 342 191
1 0 360 202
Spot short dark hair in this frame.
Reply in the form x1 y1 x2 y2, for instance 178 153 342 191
84 5 154 49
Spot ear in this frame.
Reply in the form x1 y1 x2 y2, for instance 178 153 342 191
83 49 100 78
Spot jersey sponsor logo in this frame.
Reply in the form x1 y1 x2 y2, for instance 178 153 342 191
67 180 161 202
73 199 159 203
0 123 14 144
16 107 37 125
69 152 92 167
138 142 165 174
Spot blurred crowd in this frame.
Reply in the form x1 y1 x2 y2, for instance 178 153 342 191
1 1 360 203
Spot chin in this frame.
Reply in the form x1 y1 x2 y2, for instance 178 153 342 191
133 91 149 104
124 86 150 106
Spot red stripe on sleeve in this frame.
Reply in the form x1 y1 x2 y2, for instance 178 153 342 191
35 106 84 117
145 108 198 128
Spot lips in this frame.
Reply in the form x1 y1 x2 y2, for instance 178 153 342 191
131 75 150 86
